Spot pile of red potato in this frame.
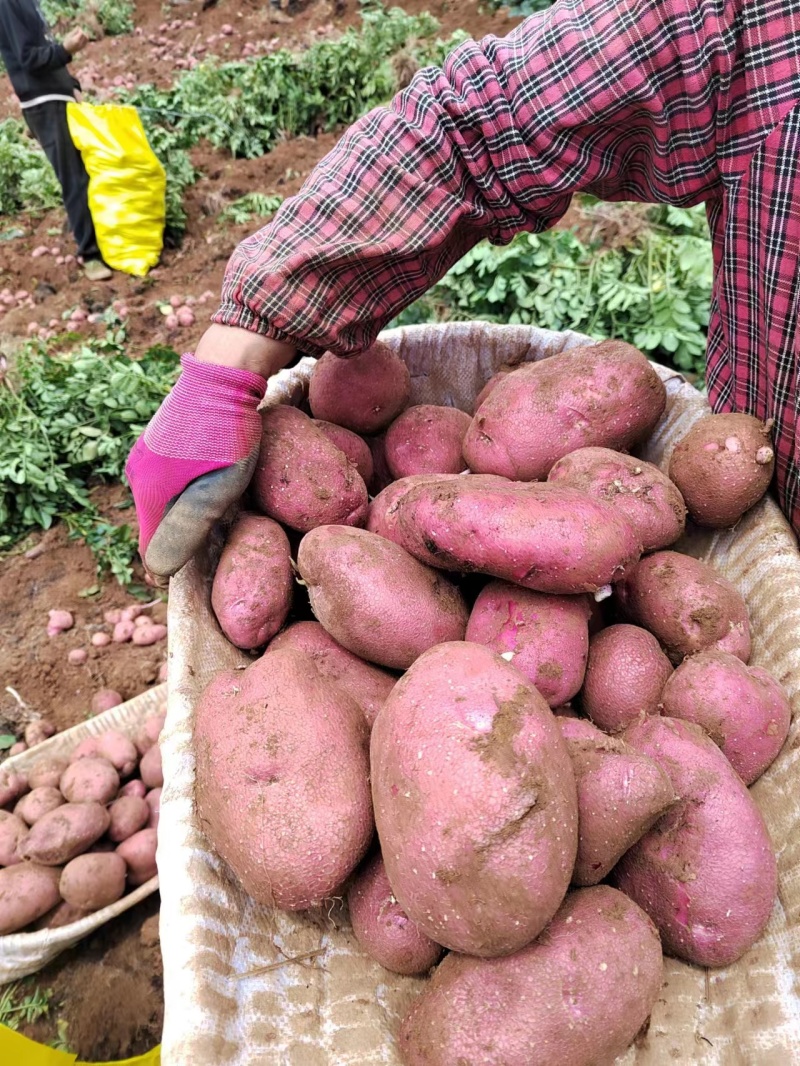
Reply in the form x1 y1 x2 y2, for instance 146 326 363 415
192 339 789 1064
0 708 164 934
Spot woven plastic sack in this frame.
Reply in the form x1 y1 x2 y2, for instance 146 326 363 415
159 323 800 1065
66 102 165 277
0 683 165 983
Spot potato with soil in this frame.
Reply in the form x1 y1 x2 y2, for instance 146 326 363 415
0 863 62 934
660 651 790 785
313 420 374 483
59 757 119 805
548 447 686 551
0 813 27 866
371 641 578 957
463 341 666 480
348 851 443 975
117 827 158 886
108 795 151 843
14 786 65 826
139 743 163 790
366 473 463 542
296 526 468 670
27 758 67 791
465 583 592 707
308 341 411 434
581 624 673 732
558 717 675 885
60 852 127 911
211 512 293 649
615 716 777 966
0 770 28 807
394 478 641 594
669 412 775 527
615 550 751 664
20 802 110 865
269 621 396 728
385 405 471 478
398 885 663 1066
195 649 373 910
251 406 368 532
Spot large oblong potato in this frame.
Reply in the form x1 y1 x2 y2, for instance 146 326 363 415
616 715 777 967
20 802 110 865
195 649 373 910
463 341 666 480
296 526 468 670
0 863 62 935
371 642 578 957
398 885 663 1066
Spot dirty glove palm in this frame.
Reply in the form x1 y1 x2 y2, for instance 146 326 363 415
125 353 266 578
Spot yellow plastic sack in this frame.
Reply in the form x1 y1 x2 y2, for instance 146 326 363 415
66 102 165 277
0 1025 160 1065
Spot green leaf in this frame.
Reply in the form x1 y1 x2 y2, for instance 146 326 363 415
0 734 17 750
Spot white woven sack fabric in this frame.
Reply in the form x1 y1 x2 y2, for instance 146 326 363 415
0 683 165 982
160 323 800 1066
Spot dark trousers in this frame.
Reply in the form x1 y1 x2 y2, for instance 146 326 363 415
23 100 100 261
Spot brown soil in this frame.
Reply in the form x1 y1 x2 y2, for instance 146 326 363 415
2 0 520 1057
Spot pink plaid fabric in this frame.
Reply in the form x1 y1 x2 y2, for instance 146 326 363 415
213 0 800 536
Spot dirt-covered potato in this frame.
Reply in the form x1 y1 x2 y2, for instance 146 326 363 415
581 624 673 732
385 405 471 478
398 886 663 1066
0 813 27 866
20 802 110 865
313 420 374 483
59 757 120 805
13 786 65 826
60 852 127 910
0 863 62 934
668 412 775 527
27 757 68 790
308 341 411 434
0 770 28 808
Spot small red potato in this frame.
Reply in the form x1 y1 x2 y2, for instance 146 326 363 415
669 412 775 527
313 420 374 483
211 512 293 649
90 689 124 714
135 713 165 757
20 802 110 865
117 827 158 885
548 447 686 551
398 886 663 1066
385 405 471 478
119 779 147 800
0 813 27 866
139 744 163 789
46 609 74 636
0 770 28 806
24 719 55 747
252 406 368 532
466 582 592 707
616 551 751 664
113 619 135 643
463 340 666 480
108 795 151 842
347 852 443 975
616 716 777 967
60 757 120 804
269 621 396 728
660 651 791 785
68 648 88 665
308 341 411 434
60 852 127 910
132 623 167 646
581 624 673 732
27 757 67 790
145 788 161 829
0 863 62 934
558 717 675 885
297 526 468 670
371 642 578 957
69 737 101 763
195 650 372 910
96 731 139 777
14 786 65 826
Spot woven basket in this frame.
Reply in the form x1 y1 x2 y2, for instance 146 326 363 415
0 683 165 983
159 324 800 1065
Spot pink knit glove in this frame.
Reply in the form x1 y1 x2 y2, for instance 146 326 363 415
125 353 266 578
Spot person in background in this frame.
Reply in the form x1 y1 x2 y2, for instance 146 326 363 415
126 0 800 579
0 0 112 281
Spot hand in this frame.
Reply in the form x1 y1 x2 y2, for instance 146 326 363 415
125 326 295 581
63 28 89 55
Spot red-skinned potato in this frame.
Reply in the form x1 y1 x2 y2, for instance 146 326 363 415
615 551 751 664
211 512 293 649
558 717 675 885
472 367 514 412
615 715 777 967
669 412 775 527
117 827 158 885
90 689 123 714
32 899 90 930
660 651 790 785
268 621 396 728
466 582 592 707
394 478 641 594
581 624 673 732
119 779 147 799
463 341 666 480
0 813 27 866
371 641 578 957
69 736 100 763
145 788 161 829
348 851 443 975
195 650 373 910
95 731 138 778
20 802 110 865
135 713 165 757
60 757 119 804
313 420 374 484
108 795 151 843
139 744 163 790
27 758 66 790
398 886 663 1066
252 406 368 532
0 863 62 934
0 770 28 806
296 526 468 670
14 786 65 826
308 342 411 434
60 852 127 910
366 474 462 542
548 446 686 551
385 405 471 478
